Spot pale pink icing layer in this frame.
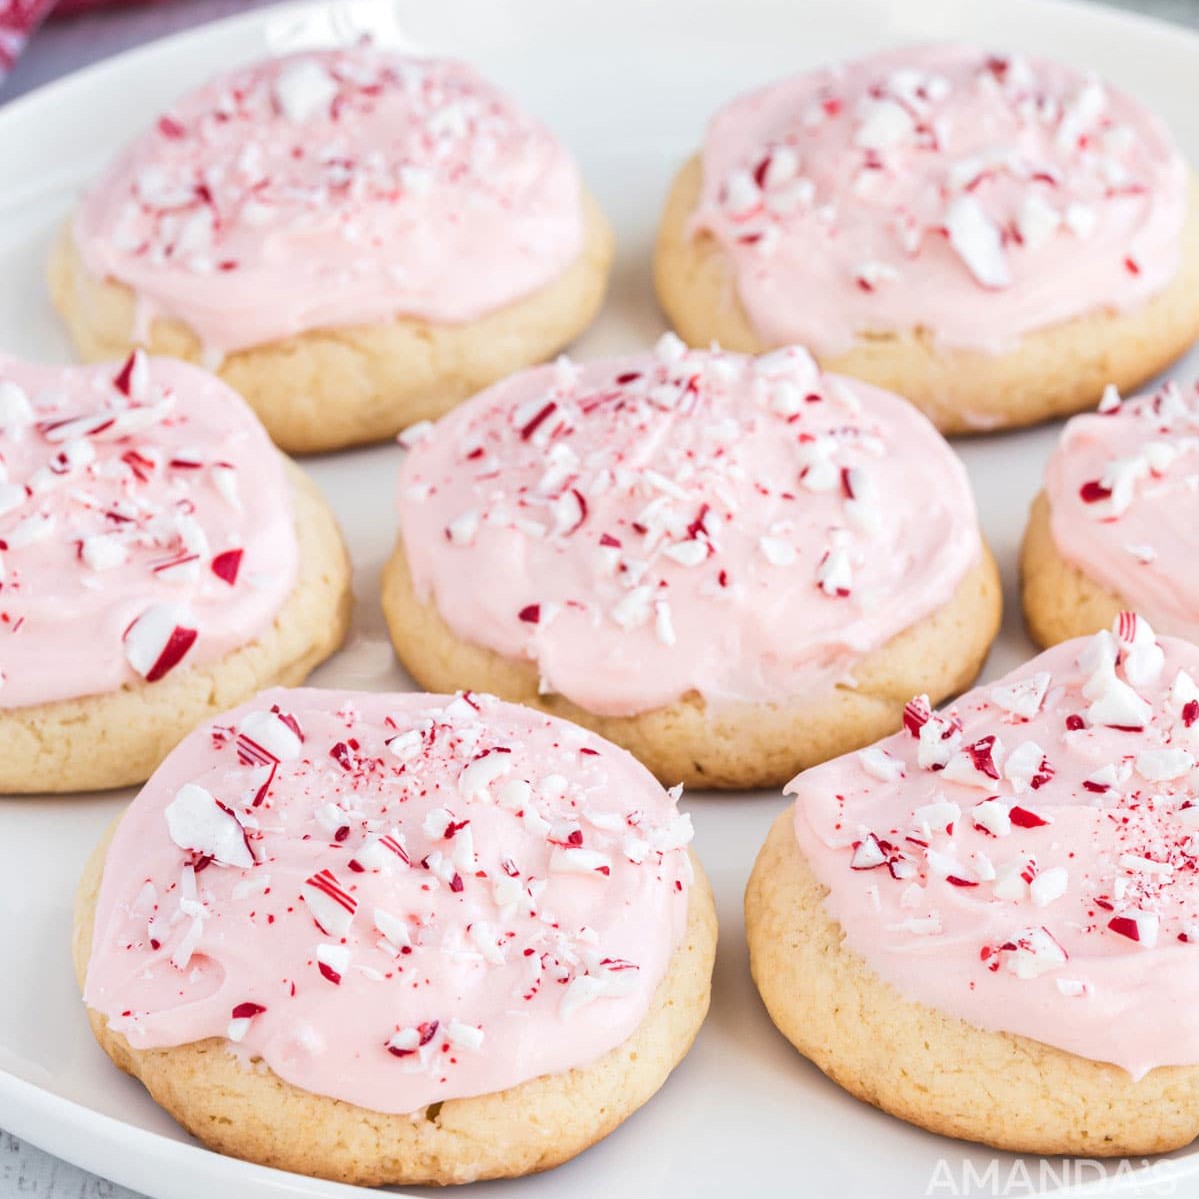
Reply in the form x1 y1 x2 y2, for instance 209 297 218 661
397 338 982 717
788 614 1199 1077
693 44 1187 354
0 352 296 708
74 47 584 356
84 688 692 1114
1046 380 1199 642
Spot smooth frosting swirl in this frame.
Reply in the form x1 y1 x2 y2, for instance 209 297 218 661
789 614 1199 1077
84 688 693 1114
397 337 982 717
1046 379 1199 641
692 43 1188 354
0 352 296 707
73 47 585 356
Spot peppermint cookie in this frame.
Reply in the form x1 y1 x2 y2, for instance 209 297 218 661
655 45 1199 433
383 338 1001 789
0 352 351 793
76 688 715 1185
49 47 614 453
748 613 1199 1155
1023 379 1199 649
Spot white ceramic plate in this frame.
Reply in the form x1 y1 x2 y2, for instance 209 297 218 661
2 1 1198 1196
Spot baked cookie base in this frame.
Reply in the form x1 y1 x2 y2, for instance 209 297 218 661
0 460 353 794
1019 490 1129 649
654 156 1199 435
380 538 1003 790
48 194 615 454
73 829 717 1187
745 808 1199 1156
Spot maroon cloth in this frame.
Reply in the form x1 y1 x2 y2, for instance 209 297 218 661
0 0 162 76
0 0 57 70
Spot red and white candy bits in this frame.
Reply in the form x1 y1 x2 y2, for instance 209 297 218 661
83 688 693 1114
790 613 1199 1076
1044 378 1199 639
691 45 1186 354
0 352 296 706
72 46 585 360
397 336 982 716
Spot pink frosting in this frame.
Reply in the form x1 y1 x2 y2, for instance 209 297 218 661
789 613 1199 1077
397 337 982 717
0 351 296 708
83 688 693 1114
692 44 1187 354
1046 380 1199 642
73 47 584 357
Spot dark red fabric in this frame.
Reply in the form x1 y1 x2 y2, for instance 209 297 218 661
0 0 56 69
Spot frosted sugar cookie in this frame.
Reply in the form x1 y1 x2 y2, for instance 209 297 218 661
748 614 1199 1154
0 351 351 792
1023 378 1199 648
383 337 1000 789
655 45 1199 432
50 46 614 452
76 688 715 1185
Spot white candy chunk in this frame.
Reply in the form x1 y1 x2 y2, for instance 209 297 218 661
611 585 653 629
945 195 1011 288
1029 866 1069 908
857 746 904 782
0 483 24 515
445 1020 485 1052
316 943 350 980
238 709 302 762
1120 853 1174 877
79 533 125 571
374 908 411 950
0 380 32 430
912 800 960 834
122 603 196 681
654 599 676 646
5 512 54 547
560 963 640 1018
469 921 506 965
496 776 532 811
972 799 1012 838
999 927 1068 979
759 536 796 567
1136 747 1194 782
1172 669 1199 709
854 98 915 149
1087 676 1152 729
211 462 240 509
446 510 479 546
355 834 408 873
1016 193 1060 251
301 870 357 938
550 847 613 876
274 58 338 123
941 741 1003 790
458 749 511 799
1063 202 1097 239
993 857 1034 902
1003 740 1050 794
663 539 708 567
654 331 687 363
386 727 425 760
989 671 1051 719
850 834 888 870
1109 909 1159 948
817 546 853 596
165 783 253 868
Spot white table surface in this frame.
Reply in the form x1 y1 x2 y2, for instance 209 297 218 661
1 0 1196 1195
